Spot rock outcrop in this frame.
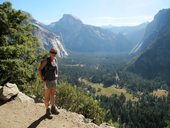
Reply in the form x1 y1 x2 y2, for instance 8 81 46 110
0 83 114 128
0 83 19 101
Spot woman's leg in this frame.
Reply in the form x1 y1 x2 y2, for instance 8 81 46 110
44 88 53 119
50 88 59 114
50 88 56 106
44 88 51 109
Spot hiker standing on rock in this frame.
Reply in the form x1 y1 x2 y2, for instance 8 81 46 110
38 48 59 119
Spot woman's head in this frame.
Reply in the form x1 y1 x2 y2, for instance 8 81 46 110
49 48 57 58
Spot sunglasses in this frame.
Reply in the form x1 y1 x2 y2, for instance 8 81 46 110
50 51 57 54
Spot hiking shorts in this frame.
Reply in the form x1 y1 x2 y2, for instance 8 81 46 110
45 79 57 89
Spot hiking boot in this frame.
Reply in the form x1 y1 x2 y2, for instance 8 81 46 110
51 105 59 115
46 108 53 119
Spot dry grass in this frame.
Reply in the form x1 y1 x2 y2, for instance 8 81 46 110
152 89 168 97
81 79 137 101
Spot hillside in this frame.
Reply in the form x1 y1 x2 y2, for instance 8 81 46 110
137 9 170 54
0 99 113 128
128 8 170 84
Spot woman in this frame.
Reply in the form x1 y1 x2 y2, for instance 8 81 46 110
38 48 59 119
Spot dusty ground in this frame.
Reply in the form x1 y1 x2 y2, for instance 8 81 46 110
0 100 102 128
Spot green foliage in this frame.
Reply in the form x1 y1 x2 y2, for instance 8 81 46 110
0 2 40 86
118 71 169 93
23 76 44 101
99 93 169 128
125 95 169 128
24 81 107 124
113 122 120 128
56 82 107 124
58 53 128 88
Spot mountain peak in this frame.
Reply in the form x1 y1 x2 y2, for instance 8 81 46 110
154 8 170 19
151 8 170 28
47 14 84 35
59 14 83 26
62 14 79 20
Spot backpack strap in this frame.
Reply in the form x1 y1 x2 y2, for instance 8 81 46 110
45 57 51 70
46 57 51 64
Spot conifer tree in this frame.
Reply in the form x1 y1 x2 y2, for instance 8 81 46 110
0 2 39 85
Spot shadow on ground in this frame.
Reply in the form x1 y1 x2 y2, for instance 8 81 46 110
27 114 47 128
0 95 17 106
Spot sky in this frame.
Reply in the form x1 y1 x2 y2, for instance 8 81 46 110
1 0 170 26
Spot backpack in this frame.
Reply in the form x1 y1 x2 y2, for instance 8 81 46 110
41 57 50 78
41 57 58 80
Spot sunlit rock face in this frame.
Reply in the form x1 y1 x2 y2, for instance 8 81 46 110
27 12 68 57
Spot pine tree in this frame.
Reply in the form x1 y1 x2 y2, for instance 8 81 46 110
0 2 39 86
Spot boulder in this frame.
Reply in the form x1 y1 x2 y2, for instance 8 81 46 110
0 83 19 101
15 92 34 103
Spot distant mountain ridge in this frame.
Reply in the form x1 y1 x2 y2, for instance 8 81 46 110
128 8 170 84
102 23 148 33
104 23 148 53
47 14 134 53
